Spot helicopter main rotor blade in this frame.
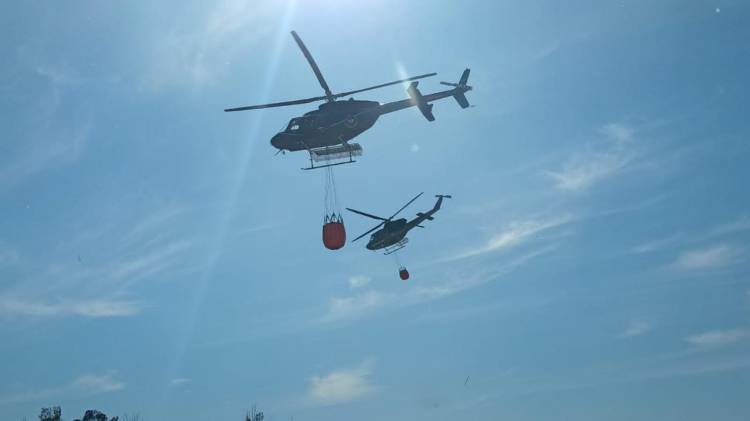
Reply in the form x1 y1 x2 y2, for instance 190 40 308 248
224 95 330 112
389 192 424 220
224 72 434 112
346 208 389 221
291 31 334 102
331 73 437 100
352 222 385 242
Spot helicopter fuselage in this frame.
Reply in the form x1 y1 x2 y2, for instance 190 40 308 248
271 100 380 152
353 194 450 252
366 218 409 250
225 30 472 164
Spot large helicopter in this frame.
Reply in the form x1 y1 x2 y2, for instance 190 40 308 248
347 193 451 255
224 31 473 170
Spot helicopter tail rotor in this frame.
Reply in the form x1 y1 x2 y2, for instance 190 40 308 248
440 68 472 109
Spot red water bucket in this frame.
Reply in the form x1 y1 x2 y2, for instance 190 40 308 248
399 267 410 280
322 221 346 250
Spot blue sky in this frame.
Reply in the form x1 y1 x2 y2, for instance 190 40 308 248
1 1 749 420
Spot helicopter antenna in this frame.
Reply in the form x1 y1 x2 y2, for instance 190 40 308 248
291 31 334 102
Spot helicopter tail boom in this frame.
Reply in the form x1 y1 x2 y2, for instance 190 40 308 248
376 69 473 119
405 194 450 230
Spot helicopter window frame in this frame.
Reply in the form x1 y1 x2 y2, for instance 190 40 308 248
287 118 304 132
286 117 314 133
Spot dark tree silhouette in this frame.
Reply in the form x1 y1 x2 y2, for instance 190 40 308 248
72 409 118 421
246 405 264 421
39 407 61 421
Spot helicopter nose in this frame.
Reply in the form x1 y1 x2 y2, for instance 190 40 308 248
270 135 283 150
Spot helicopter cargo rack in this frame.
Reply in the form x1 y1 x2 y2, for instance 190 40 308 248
303 143 363 170
383 238 409 255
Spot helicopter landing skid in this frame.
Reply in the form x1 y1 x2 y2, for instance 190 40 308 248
383 238 409 255
302 143 363 170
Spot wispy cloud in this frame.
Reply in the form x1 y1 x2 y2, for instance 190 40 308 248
546 123 634 192
108 240 192 285
145 0 284 90
686 329 749 348
633 214 750 256
447 216 570 261
348 275 371 289
0 295 141 319
0 123 91 191
599 123 634 144
473 353 750 402
0 371 124 405
72 372 126 393
169 378 191 387
234 224 274 238
711 215 750 236
321 291 385 323
547 152 630 192
631 234 682 254
0 241 20 266
530 30 591 62
307 359 376 406
117 207 185 249
0 203 191 323
2 59 92 192
35 64 82 87
620 321 651 338
532 40 561 61
320 246 557 323
35 239 192 300
670 244 740 271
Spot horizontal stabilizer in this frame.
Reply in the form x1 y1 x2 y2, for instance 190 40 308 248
421 103 435 121
407 82 436 122
453 92 470 108
416 212 434 220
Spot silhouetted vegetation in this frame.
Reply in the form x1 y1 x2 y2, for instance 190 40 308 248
31 405 266 420
39 407 61 421
36 407 121 421
246 404 264 421
72 409 118 421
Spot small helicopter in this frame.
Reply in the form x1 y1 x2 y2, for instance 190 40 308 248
225 31 473 170
347 192 451 255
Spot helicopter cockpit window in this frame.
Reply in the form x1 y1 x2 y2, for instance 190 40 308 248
287 118 305 132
